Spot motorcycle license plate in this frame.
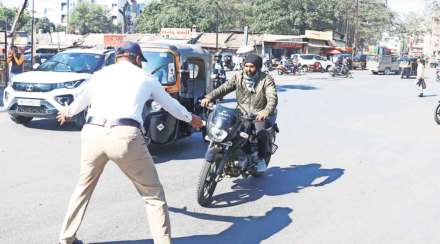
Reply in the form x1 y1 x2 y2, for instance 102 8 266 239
17 98 41 107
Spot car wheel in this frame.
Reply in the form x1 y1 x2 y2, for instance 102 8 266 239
301 65 309 72
10 115 33 124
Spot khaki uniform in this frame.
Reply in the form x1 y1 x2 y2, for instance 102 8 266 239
59 125 171 244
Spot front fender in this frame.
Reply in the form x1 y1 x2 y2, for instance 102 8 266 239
205 144 224 162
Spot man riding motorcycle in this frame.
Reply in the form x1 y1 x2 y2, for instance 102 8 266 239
201 54 278 173
213 52 225 72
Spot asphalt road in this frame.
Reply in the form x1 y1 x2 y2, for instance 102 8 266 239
1 69 440 244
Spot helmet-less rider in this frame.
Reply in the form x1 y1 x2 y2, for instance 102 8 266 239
201 54 278 173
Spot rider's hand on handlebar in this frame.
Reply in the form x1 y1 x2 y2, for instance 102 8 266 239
200 97 212 108
190 114 204 129
256 111 269 121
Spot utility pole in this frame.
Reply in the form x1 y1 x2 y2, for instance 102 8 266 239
214 1 220 51
9 0 29 45
31 0 35 66
344 1 350 48
353 0 359 56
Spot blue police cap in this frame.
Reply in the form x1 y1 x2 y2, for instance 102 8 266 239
116 42 147 62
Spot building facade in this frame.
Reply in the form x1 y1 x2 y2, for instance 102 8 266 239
0 0 149 29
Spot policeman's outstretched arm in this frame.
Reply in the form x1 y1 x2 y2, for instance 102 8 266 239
57 78 93 125
151 81 203 129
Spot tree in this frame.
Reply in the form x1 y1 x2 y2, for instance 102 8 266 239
36 17 55 33
0 5 31 32
68 2 115 34
352 0 395 48
137 0 240 33
136 0 395 48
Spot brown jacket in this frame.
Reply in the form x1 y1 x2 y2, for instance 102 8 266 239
206 70 278 116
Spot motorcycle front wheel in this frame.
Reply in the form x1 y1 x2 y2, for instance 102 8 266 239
434 103 440 125
197 157 222 206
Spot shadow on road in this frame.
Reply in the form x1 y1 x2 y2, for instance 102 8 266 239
149 133 208 164
91 206 293 244
208 163 344 208
23 118 80 131
277 84 318 92
420 94 437 98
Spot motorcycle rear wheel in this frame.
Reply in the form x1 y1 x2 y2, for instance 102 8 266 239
197 158 221 206
434 103 440 125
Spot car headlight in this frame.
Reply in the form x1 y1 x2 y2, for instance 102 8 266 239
58 79 85 89
208 127 228 142
54 95 74 105
150 101 162 112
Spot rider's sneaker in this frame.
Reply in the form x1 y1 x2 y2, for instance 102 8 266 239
255 158 267 173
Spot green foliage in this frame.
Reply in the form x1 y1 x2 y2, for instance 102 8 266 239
136 0 395 46
36 17 54 33
356 0 395 47
249 0 347 34
0 5 31 32
69 2 115 34
137 0 241 33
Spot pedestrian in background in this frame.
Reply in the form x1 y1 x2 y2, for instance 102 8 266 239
416 58 426 97
56 42 203 244
7 45 24 81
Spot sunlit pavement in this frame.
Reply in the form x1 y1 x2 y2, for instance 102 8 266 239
1 69 440 243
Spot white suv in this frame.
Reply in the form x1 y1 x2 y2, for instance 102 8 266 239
3 48 115 127
292 54 334 72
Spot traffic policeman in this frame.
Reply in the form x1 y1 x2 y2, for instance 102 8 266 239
57 42 203 244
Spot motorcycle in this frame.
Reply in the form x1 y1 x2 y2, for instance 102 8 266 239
330 65 352 78
212 69 227 89
196 104 279 206
276 62 298 75
434 101 440 125
261 59 273 73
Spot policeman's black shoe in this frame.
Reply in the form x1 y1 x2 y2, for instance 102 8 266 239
419 93 424 97
58 238 84 244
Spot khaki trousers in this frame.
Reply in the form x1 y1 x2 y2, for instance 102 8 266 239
59 124 171 244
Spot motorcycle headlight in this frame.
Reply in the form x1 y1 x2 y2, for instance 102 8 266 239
58 79 85 89
208 127 228 142
150 101 162 112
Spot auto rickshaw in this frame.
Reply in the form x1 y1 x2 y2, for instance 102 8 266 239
139 41 212 145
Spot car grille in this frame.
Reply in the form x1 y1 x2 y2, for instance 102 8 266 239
12 82 56 92
16 105 48 114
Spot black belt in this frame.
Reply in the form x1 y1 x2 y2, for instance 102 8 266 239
86 117 141 129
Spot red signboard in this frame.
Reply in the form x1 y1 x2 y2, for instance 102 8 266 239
104 34 125 47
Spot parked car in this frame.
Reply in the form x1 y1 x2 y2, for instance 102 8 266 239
23 47 61 72
367 55 400 75
291 54 334 72
352 54 367 70
3 48 116 127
